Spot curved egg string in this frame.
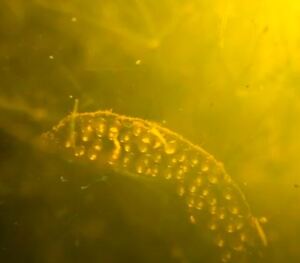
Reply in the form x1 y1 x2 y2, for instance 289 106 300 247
42 110 267 262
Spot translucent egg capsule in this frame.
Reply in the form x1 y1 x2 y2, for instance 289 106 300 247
137 141 148 153
229 205 239 215
189 185 197 194
132 124 142 136
152 152 162 163
108 126 119 140
65 140 72 148
81 134 90 142
187 197 195 208
96 119 106 136
44 110 267 262
177 152 186 162
208 221 218 231
165 140 177 155
88 152 97 161
191 157 199 167
74 146 85 157
119 131 130 143
165 172 172 180
195 199 204 210
123 144 131 152
141 135 151 144
226 223 236 233
177 185 185 196
215 235 225 248
208 172 219 184
221 251 232 263
201 162 209 172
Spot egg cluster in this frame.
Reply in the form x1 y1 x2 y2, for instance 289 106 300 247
43 110 266 262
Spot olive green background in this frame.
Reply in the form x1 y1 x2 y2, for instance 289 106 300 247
1 0 300 262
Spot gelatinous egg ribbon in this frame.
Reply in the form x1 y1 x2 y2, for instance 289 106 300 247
42 108 267 262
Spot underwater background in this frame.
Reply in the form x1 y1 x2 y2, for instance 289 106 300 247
1 0 300 262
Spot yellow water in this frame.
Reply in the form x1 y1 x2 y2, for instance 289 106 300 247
1 0 300 262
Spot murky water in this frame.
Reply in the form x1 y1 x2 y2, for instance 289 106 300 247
1 1 300 262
